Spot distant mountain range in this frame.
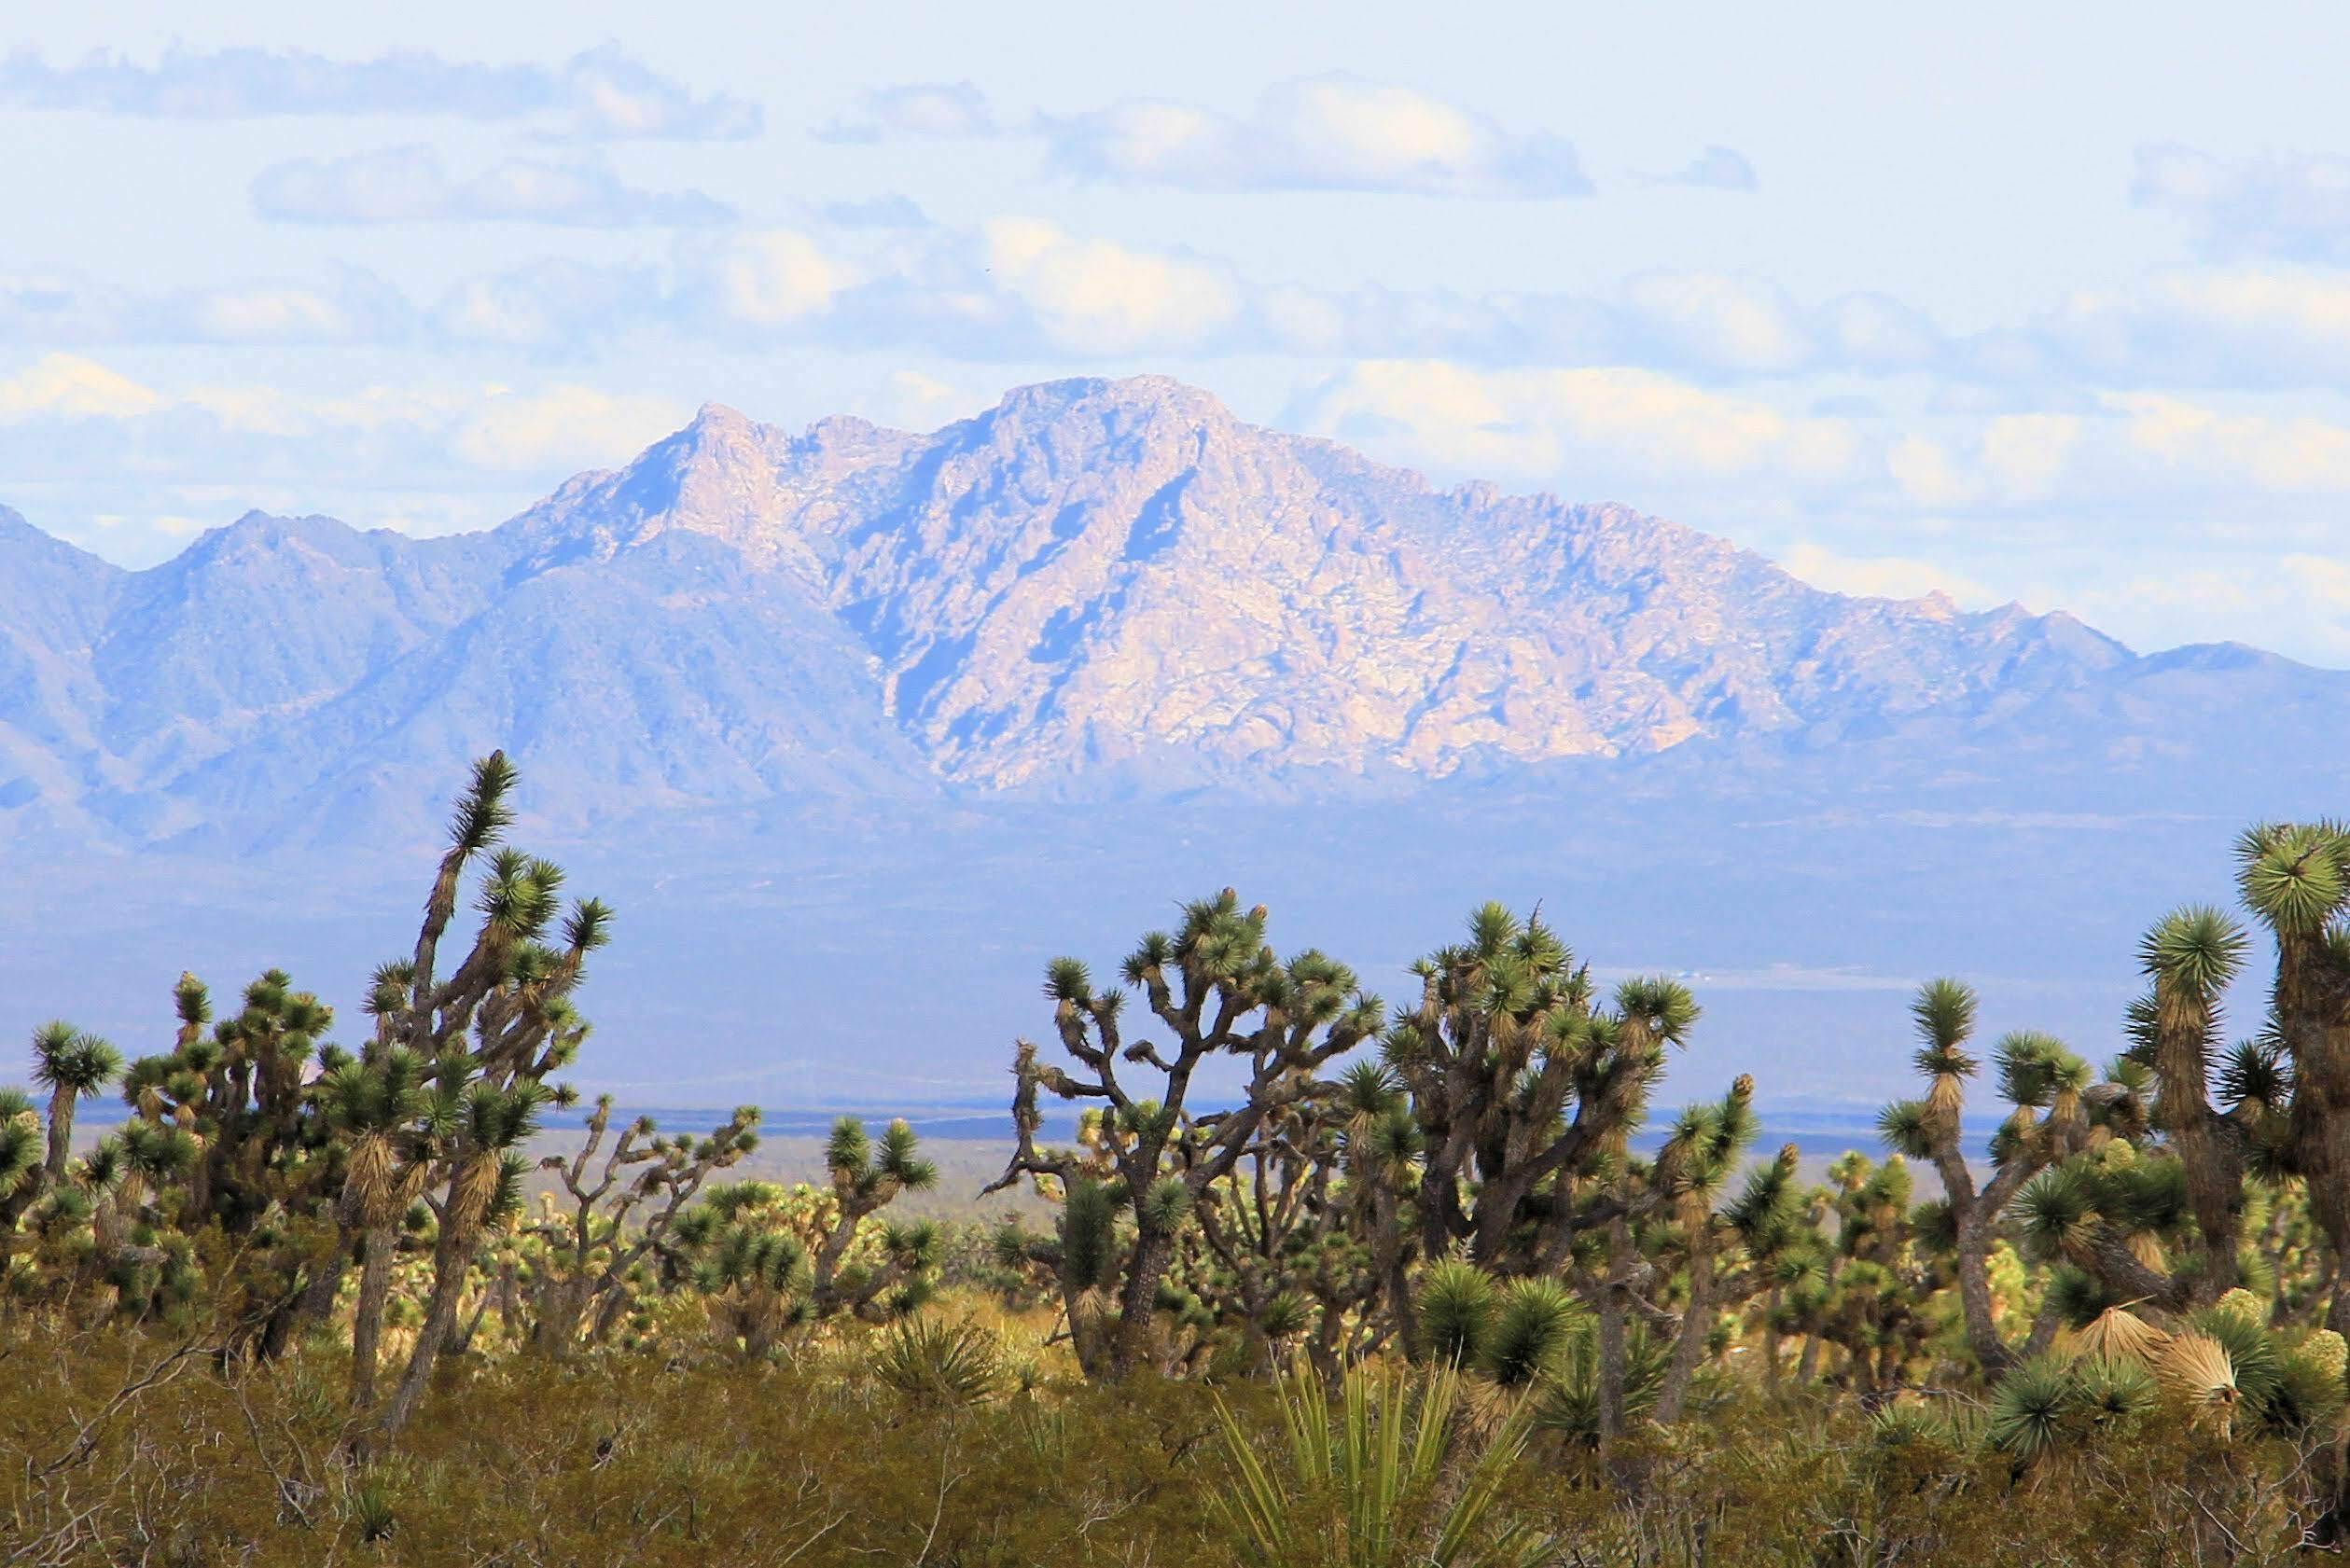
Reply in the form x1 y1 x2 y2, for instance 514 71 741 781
7 374 2350 1118
7 373 2341 851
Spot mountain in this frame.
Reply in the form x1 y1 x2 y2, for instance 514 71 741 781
0 374 2337 847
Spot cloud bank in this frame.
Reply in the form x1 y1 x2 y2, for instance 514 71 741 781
251 146 734 227
827 74 1592 198
0 43 760 141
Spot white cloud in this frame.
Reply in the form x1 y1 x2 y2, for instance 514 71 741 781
819 81 995 142
1296 361 1860 486
702 229 853 326
427 259 654 347
1660 145 1759 192
0 354 684 479
980 218 1242 352
0 354 163 421
2107 394 2350 494
1777 542 1991 603
252 146 732 228
1040 75 1592 198
2021 268 2350 389
827 75 1592 198
1886 435 1972 507
1978 414 2079 501
452 386 687 470
186 285 358 340
2133 144 2350 264
2061 555 2350 664
0 43 759 141
1616 272 1813 372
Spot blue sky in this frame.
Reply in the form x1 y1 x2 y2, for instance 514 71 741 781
7 1 2350 661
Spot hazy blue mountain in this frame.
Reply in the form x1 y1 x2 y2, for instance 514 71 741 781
4 374 2316 849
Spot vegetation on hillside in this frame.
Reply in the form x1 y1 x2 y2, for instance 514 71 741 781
8 756 2350 1561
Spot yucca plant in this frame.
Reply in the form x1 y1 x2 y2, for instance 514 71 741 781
1416 1257 1497 1369
1211 1359 1547 1568
1535 1321 1672 1447
1479 1276 1582 1388
1987 1356 2076 1459
870 1315 1007 1408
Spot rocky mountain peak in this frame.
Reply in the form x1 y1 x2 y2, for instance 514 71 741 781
0 373 2305 845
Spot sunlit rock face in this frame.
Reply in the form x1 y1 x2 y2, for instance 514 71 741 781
0 372 2256 846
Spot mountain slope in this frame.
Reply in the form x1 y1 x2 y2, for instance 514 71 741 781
0 374 2333 845
510 376 2140 790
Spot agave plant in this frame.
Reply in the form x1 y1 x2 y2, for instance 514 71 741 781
1211 1359 1547 1568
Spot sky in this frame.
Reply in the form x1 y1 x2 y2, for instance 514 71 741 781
7 2 2350 661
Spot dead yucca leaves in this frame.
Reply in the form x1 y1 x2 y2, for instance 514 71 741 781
2159 1330 2241 1429
2068 1306 2170 1367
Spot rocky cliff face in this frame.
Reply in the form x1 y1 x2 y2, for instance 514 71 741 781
0 375 2296 845
508 375 2134 789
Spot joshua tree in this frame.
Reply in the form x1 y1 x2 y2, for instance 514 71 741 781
807 1117 938 1316
1995 907 2293 1328
1382 905 1700 1277
318 1044 433 1409
1646 1076 1761 1422
358 753 612 1441
519 1096 761 1353
0 1089 45 1242
986 890 1384 1381
30 1023 122 1187
2131 906 2259 1302
1181 1089 1381 1377
1877 979 2091 1376
2233 822 2350 1328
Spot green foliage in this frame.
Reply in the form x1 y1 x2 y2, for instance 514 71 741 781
1988 1356 2075 1459
1416 1257 1496 1368
1210 1359 1547 1568
1481 1277 1581 1388
870 1314 1008 1408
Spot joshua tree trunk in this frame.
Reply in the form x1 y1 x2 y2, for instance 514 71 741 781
1652 1238 1714 1424
378 1222 470 1439
1107 1224 1175 1380
532 1277 589 1355
1947 1204 2011 1377
349 1227 396 1413
1596 1214 1632 1441
42 1084 75 1184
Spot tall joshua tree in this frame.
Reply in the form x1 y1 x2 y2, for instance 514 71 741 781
30 1022 122 1186
2140 905 2254 1302
521 1095 762 1353
1877 979 2088 1376
361 753 613 1441
2235 822 2350 1328
986 890 1383 1381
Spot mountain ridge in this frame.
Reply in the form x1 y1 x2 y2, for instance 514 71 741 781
0 375 2333 848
